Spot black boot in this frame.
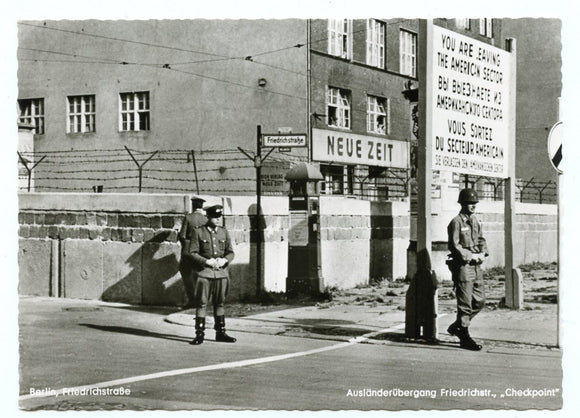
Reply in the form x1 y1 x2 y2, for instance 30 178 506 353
190 317 205 345
458 326 482 351
214 315 236 343
447 321 461 337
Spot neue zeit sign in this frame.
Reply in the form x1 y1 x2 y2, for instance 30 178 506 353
312 128 408 168
430 26 513 178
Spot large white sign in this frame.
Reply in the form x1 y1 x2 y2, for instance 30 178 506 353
431 26 513 178
312 128 408 168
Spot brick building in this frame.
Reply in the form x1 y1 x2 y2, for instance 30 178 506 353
17 18 515 200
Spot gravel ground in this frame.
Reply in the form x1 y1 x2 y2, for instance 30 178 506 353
226 262 558 317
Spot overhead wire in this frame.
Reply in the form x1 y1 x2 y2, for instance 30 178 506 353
18 19 417 107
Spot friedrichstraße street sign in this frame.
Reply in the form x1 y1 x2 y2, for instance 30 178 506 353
547 121 563 174
262 134 307 148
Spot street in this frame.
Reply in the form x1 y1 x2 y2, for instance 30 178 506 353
19 296 562 411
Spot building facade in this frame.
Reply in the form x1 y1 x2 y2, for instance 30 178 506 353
18 18 536 202
499 18 562 185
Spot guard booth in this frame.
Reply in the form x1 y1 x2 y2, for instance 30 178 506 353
285 163 324 296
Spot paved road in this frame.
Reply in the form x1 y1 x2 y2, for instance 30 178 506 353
19 297 562 411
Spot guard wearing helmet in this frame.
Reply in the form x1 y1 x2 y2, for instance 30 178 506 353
446 188 489 351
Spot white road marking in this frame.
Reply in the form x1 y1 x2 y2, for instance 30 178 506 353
20 322 409 401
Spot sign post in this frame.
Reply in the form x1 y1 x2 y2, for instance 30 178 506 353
547 114 562 348
405 19 437 340
504 38 521 309
238 128 308 297
406 21 517 339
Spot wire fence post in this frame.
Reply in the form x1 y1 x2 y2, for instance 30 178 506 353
190 150 200 195
18 152 46 192
124 146 158 192
518 177 535 203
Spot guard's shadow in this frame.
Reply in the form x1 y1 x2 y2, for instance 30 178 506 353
80 323 189 343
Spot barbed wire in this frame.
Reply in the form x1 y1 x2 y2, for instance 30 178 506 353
17 147 556 203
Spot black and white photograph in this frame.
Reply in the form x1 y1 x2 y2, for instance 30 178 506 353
2 0 579 415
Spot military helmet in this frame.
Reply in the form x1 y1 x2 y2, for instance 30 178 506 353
458 188 479 204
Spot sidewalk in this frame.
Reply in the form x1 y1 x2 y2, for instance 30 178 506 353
165 297 560 350
165 266 560 350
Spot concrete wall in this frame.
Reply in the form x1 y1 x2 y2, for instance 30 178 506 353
319 197 410 288
18 193 557 303
410 201 558 282
18 193 288 305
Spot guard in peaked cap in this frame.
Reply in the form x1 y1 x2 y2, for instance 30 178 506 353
191 195 206 204
446 188 489 351
204 204 224 219
178 196 208 310
188 203 236 345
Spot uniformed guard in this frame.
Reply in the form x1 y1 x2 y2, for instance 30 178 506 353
446 188 489 351
178 196 208 309
188 204 236 345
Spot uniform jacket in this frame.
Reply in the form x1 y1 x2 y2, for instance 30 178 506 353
189 224 235 279
178 211 208 266
447 212 488 265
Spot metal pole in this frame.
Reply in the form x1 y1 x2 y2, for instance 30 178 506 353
504 38 521 309
557 97 562 348
306 19 312 165
256 125 262 297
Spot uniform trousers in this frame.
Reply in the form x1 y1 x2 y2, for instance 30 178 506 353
452 264 486 328
194 277 229 318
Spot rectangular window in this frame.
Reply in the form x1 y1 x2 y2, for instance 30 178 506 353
456 18 471 30
328 19 352 59
327 87 351 129
366 19 385 68
479 18 493 37
320 164 345 195
119 91 150 132
18 98 45 134
482 182 496 200
400 30 417 77
67 95 96 134
367 95 390 135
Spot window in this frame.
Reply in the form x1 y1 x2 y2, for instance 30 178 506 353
400 30 417 77
366 19 385 68
328 19 352 59
119 91 150 132
482 182 497 200
456 18 471 30
67 95 95 134
367 95 390 135
327 87 351 129
320 164 345 195
479 18 493 37
18 98 45 134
